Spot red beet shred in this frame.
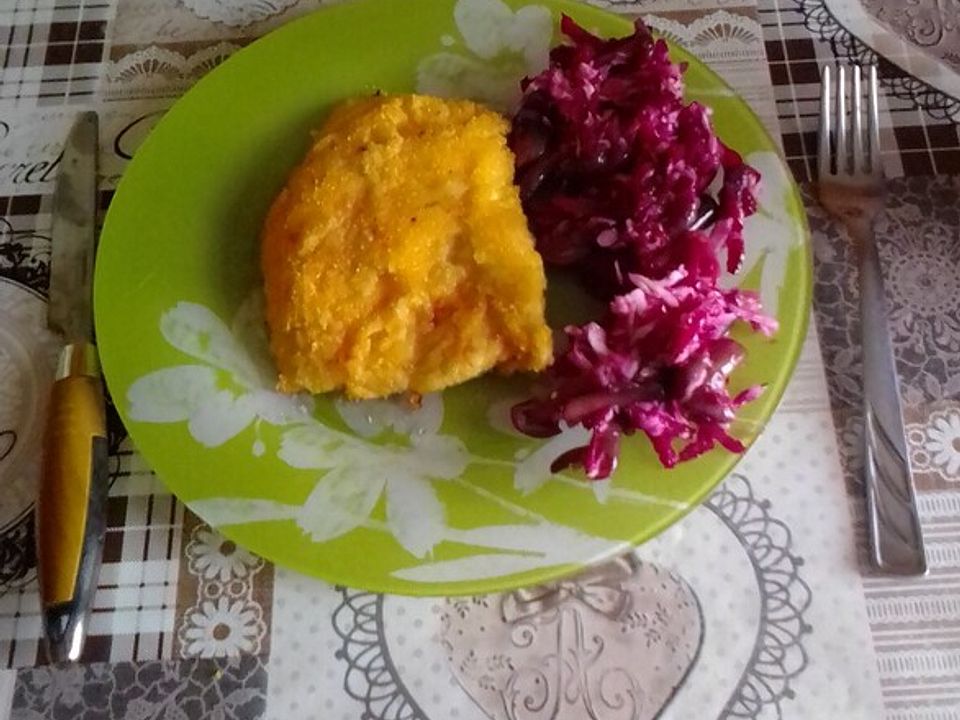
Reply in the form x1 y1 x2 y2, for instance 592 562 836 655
509 16 777 478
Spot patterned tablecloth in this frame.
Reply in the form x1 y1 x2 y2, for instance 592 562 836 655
0 0 958 718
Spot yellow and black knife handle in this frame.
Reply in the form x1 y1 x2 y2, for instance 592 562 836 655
36 342 109 663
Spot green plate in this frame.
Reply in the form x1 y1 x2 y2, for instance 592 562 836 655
95 0 811 595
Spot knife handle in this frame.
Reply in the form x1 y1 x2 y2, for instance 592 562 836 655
37 342 109 663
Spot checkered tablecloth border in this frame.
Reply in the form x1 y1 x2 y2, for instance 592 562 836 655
0 428 184 667
1 0 109 106
758 0 960 181
7 0 960 178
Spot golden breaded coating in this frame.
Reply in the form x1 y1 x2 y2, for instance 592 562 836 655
261 94 553 399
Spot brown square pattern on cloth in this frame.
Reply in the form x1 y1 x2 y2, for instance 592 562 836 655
0 0 108 105
758 0 960 181
0 440 185 668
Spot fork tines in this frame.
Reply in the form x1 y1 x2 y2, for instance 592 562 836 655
819 64 881 179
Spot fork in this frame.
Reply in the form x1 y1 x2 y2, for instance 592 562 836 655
818 65 927 576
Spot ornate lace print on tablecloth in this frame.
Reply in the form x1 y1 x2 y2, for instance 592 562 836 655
810 177 960 409
11 656 267 720
0 216 54 595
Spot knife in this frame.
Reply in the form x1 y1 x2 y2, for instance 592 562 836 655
36 111 107 663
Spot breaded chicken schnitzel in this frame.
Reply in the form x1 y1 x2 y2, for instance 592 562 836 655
262 94 552 399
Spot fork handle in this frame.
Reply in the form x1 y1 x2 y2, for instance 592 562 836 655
859 231 927 576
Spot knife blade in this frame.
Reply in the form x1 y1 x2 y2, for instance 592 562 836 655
36 110 108 663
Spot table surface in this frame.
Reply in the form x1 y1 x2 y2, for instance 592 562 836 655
1 0 959 719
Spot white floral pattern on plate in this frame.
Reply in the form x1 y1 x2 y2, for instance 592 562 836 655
277 394 468 557
127 293 666 583
416 0 553 112
731 152 804 316
128 293 314 453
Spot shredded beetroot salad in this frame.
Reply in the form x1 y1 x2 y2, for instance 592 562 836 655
508 16 777 479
